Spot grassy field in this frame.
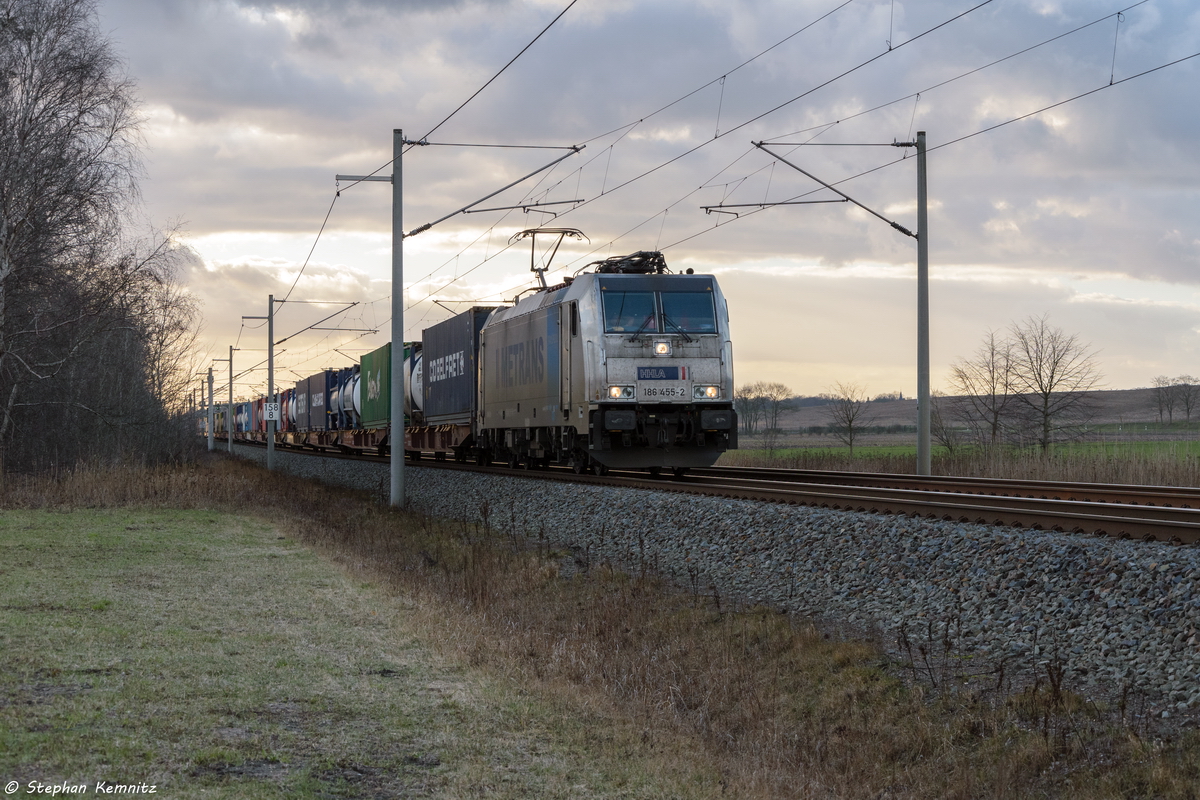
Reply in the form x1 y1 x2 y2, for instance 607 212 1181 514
0 506 719 798
2 458 1199 798
721 438 1200 485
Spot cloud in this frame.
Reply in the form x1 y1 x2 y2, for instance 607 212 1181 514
94 0 1200 393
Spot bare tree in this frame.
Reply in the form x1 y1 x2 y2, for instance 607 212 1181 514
1007 315 1103 451
133 241 204 414
822 382 876 457
930 390 962 456
734 382 769 435
1152 375 1179 424
948 330 1014 447
0 0 199 471
760 382 792 432
1177 375 1199 423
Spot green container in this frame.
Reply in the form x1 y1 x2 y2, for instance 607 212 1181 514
359 343 391 429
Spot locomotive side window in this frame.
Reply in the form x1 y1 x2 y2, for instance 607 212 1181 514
602 291 657 333
660 292 717 334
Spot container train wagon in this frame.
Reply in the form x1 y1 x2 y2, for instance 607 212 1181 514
218 250 737 474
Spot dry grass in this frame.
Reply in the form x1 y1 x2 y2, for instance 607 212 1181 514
4 456 1200 798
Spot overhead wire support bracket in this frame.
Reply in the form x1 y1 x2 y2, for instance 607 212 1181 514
464 199 583 214
701 198 848 215
307 327 377 333
404 145 585 238
274 302 360 346
752 141 916 238
404 141 578 150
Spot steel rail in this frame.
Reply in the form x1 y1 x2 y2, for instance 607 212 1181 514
221 437 1200 544
691 466 1200 507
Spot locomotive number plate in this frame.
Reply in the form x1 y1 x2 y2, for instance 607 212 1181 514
639 382 688 401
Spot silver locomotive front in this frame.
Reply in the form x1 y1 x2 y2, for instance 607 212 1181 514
477 251 736 474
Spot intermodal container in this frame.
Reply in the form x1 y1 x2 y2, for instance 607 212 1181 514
422 307 496 426
359 343 391 429
304 370 337 431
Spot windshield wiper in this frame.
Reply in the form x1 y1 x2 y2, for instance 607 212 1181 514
627 314 656 342
662 314 693 342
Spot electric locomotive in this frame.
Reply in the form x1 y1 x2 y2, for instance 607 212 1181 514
475 250 736 474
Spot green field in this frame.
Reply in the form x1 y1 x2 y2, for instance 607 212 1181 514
721 438 1200 484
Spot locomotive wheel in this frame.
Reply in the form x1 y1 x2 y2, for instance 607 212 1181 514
648 466 662 477
507 453 519 469
592 461 608 476
672 467 689 477
571 457 586 475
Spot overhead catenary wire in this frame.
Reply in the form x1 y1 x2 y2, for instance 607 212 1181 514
282 190 340 303
760 0 1151 144
389 0 866 316
406 0 997 305
393 0 1173 356
337 0 582 195
546 0 1158 270
656 45 1200 253
395 0 937 318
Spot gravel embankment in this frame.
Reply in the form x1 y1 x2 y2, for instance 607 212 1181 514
235 445 1200 715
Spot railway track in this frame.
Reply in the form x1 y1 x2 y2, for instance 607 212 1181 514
229 438 1200 545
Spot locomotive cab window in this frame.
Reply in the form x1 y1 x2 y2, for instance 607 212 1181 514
603 291 657 333
660 292 717 334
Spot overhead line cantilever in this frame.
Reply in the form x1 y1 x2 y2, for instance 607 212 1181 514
404 145 584 238
752 141 915 238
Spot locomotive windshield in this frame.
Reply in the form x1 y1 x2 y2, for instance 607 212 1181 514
602 287 718 335
660 292 717 334
603 291 658 333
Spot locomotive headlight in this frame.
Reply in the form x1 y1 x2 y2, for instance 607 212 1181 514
693 385 720 400
608 385 635 400
653 341 672 356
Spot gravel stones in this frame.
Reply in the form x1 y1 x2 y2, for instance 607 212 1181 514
234 445 1200 709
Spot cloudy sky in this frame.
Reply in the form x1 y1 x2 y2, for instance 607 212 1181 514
94 0 1200 399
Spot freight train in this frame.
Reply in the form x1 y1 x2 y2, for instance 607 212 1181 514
214 250 737 475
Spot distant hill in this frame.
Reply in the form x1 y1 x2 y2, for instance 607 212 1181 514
778 387 1169 430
